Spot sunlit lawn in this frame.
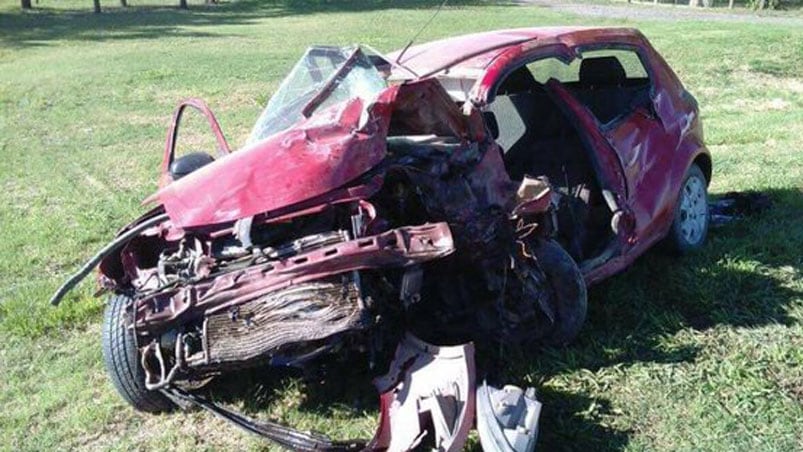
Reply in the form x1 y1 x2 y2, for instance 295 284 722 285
1 1 801 450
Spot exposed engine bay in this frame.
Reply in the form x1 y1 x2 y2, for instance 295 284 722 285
97 132 591 392
64 123 588 450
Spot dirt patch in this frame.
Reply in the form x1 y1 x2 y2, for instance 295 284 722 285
728 97 792 112
516 0 803 25
735 67 803 94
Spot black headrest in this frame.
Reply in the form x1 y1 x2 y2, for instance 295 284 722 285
579 56 626 87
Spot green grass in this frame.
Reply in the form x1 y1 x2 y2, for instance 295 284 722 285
1 0 802 450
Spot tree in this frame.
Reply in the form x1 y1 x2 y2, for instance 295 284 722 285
93 0 101 13
179 0 187 8
120 0 128 6
21 0 32 9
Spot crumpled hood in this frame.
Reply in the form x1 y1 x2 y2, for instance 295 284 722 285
144 85 400 229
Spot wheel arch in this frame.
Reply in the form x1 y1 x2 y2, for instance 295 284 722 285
692 151 712 186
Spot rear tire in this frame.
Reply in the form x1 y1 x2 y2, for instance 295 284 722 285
665 164 709 254
102 294 174 413
534 239 588 346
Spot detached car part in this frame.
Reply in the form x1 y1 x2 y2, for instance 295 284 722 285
163 333 475 452
370 334 476 451
476 382 542 452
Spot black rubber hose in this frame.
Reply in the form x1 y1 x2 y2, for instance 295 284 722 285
163 387 366 451
49 213 170 306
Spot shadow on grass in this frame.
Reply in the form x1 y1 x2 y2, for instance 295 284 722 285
0 0 505 49
199 187 800 450
507 187 802 450
204 349 378 416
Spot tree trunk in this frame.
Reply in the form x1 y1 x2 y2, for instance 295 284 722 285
93 0 101 13
120 0 127 6
21 0 32 9
179 0 188 9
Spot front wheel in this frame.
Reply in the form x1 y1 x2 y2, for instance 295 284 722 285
102 294 174 413
533 239 588 346
665 164 709 254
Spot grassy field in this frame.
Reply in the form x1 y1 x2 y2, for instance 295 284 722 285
1 0 802 450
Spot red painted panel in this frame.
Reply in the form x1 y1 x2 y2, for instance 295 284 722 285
471 28 710 282
144 86 400 228
544 79 629 200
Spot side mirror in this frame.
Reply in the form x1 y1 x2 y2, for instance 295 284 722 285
169 152 215 181
161 98 231 188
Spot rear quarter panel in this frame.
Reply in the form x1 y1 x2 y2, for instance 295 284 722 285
631 37 711 247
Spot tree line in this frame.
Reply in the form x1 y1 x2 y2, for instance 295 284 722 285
18 0 790 11
19 0 219 12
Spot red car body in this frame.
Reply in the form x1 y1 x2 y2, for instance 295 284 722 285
51 27 711 451
145 26 710 286
387 26 712 284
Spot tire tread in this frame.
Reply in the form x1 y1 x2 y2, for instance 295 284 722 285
102 294 173 413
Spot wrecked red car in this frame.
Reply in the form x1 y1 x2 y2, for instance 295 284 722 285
52 27 710 451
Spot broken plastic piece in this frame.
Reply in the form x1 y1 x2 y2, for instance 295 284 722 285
512 176 552 217
369 334 475 452
476 381 542 452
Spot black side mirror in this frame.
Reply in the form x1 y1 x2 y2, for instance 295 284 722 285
169 152 215 181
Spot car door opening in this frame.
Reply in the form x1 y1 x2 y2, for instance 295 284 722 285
484 69 614 263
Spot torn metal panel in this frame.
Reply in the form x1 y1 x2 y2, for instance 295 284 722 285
144 78 486 231
390 78 485 141
512 176 553 218
134 223 455 330
143 92 397 229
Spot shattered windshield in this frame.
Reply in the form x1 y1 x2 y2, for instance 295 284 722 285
248 46 387 144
